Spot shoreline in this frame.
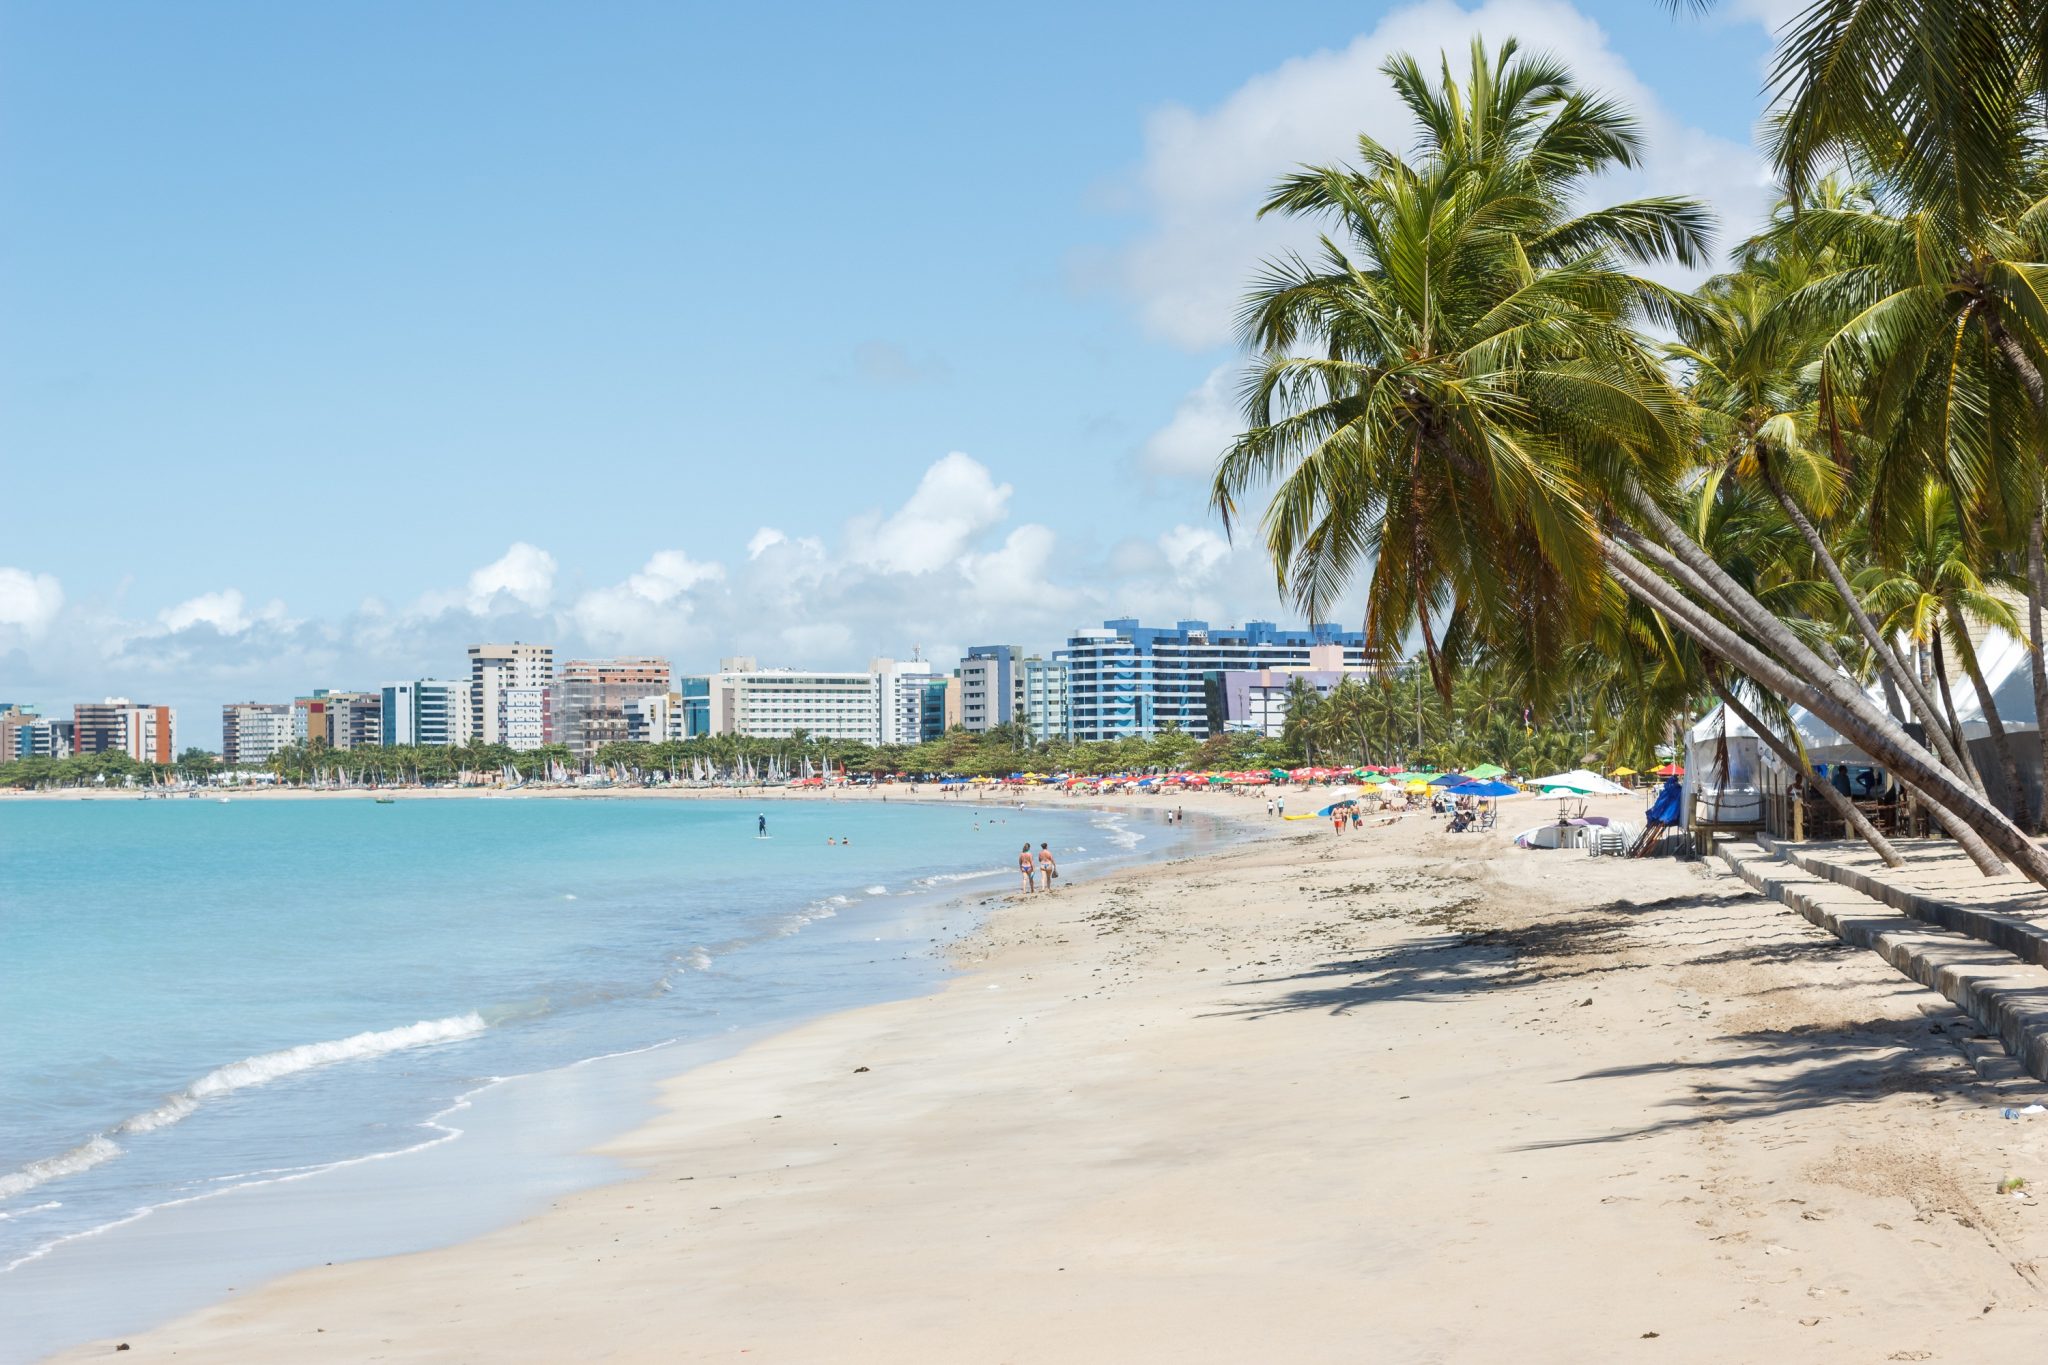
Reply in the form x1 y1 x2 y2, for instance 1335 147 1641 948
45 792 2048 1361
4 794 1244 1363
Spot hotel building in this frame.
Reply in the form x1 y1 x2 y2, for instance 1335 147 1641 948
468 642 554 749
704 658 932 744
624 678 711 744
1057 619 1370 741
556 658 670 760
222 702 294 767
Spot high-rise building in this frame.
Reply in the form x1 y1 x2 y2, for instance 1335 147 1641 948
626 679 711 744
324 691 383 750
556 658 670 761
958 645 1022 732
1203 647 1380 738
221 702 293 767
19 717 72 758
292 694 332 747
469 642 554 748
73 699 176 763
1022 656 1070 743
379 681 470 748
1058 619 1370 740
0 705 40 761
917 676 956 742
874 658 937 746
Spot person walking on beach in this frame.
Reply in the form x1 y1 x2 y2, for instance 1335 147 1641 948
1018 843 1037 894
1037 842 1058 893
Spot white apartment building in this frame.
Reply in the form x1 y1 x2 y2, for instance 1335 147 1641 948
221 702 293 767
958 646 1067 741
704 657 933 744
1021 655 1070 742
468 642 554 749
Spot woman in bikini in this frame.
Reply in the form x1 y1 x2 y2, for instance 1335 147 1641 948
1037 842 1058 893
1018 843 1037 893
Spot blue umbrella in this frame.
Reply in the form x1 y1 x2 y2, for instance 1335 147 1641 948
1458 780 1519 797
1428 773 1473 787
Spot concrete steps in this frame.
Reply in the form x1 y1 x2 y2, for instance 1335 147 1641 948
1718 839 2048 1086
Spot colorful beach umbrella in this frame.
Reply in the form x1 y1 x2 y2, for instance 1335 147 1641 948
1463 763 1506 780
1459 780 1519 797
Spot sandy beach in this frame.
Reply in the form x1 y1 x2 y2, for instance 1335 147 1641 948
41 792 2048 1362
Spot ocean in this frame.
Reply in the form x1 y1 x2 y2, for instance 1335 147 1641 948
0 794 1192 1359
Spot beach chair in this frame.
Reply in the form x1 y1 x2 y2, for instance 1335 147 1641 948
1478 807 1497 832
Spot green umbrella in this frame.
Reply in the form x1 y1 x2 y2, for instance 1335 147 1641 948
1391 771 1433 783
1463 762 1506 780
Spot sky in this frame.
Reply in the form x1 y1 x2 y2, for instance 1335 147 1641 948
0 0 1796 745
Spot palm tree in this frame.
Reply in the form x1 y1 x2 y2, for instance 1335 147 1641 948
1213 38 2048 884
1214 37 1712 706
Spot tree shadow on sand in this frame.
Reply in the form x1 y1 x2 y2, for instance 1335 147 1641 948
1202 888 2011 1145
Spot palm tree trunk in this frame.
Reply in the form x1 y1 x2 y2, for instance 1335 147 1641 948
1756 457 1967 775
1948 598 2024 820
1602 540 2018 877
2026 502 2048 830
1709 675 1904 868
1930 630 1982 793
1619 480 1988 795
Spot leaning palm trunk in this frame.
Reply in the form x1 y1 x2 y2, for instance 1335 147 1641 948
2027 505 2048 830
1613 480 2033 862
1601 539 2021 878
1708 676 1904 868
1755 459 1979 785
1947 600 2025 821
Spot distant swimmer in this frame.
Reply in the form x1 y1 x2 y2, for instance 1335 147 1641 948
758 814 767 838
827 837 836 846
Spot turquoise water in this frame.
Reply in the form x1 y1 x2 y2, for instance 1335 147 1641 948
0 796 1173 1305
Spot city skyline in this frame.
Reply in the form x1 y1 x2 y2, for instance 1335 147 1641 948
0 0 1787 737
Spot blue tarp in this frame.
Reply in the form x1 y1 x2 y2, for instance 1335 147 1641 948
1645 776 1683 825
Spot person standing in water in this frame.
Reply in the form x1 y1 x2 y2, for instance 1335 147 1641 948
1018 843 1037 894
1037 842 1058 893
758 814 767 838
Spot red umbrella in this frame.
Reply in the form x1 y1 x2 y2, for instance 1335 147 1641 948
1654 762 1684 776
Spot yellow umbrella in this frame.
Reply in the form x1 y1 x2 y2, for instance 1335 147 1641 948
1610 766 1637 777
1404 780 1430 794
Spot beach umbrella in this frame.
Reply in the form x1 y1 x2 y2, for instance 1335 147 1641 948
1463 763 1506 780
1403 780 1431 794
1654 762 1684 776
1391 771 1432 783
1529 769 1627 795
1428 773 1472 787
1459 780 1519 797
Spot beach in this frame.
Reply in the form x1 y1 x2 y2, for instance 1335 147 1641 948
32 790 2048 1362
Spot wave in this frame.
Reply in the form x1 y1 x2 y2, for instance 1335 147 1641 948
865 884 888 896
912 868 1005 887
1091 813 1143 850
0 1201 60 1223
0 1013 486 1203
0 1139 120 1201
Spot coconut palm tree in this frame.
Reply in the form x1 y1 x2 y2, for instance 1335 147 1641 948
1214 38 2048 883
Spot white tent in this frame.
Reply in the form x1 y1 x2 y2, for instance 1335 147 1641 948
1683 704 1764 823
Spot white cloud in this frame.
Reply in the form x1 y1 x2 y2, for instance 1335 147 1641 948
1141 363 1241 478
572 550 725 647
847 452 1013 574
159 589 256 635
1115 0 1771 350
465 542 557 613
0 567 64 637
960 524 1071 608
747 528 788 559
1158 525 1233 583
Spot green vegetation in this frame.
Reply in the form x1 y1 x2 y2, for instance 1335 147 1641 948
1210 19 2048 885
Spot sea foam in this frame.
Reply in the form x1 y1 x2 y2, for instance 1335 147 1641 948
0 1013 486 1202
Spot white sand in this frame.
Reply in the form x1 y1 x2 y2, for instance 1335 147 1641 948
45 793 2048 1362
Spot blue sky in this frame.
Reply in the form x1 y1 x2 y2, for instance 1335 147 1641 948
0 0 1788 741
